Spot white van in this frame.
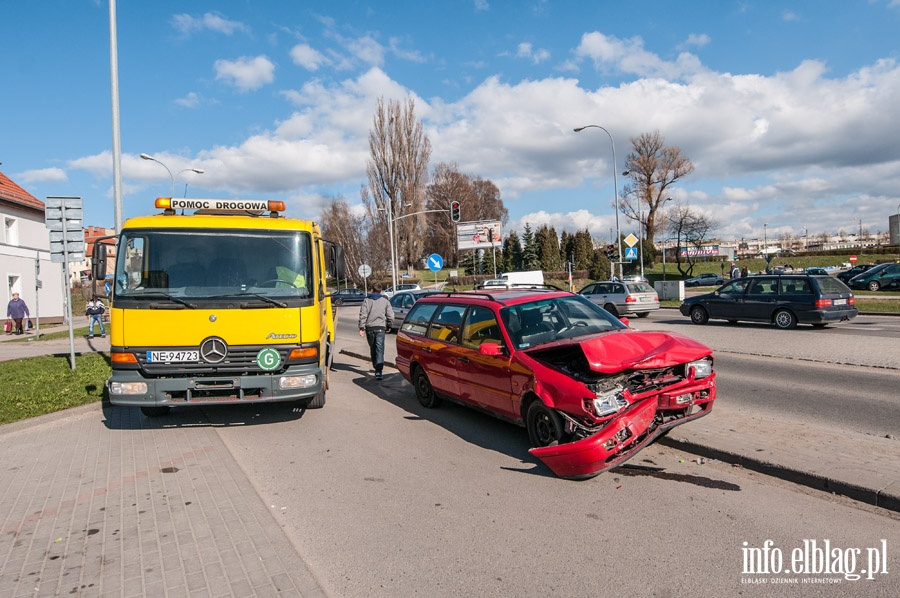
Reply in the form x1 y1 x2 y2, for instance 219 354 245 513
499 271 544 287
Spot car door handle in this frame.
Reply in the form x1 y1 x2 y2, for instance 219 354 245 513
458 357 470 364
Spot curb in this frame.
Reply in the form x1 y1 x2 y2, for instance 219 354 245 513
659 435 900 513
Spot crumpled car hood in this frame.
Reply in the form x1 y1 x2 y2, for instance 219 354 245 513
576 329 713 374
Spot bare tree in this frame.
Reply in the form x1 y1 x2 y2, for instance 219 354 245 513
364 97 432 281
319 197 370 287
667 203 718 277
425 162 507 268
621 130 694 246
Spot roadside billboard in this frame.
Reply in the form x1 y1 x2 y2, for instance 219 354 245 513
457 221 503 250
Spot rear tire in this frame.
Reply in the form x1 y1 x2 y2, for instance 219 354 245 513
413 366 442 408
140 406 170 417
604 303 619 317
773 309 797 330
636 312 650 318
868 281 881 292
689 306 709 325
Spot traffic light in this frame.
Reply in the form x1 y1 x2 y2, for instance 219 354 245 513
450 200 461 222
605 244 615 260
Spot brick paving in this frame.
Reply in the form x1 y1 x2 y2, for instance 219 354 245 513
0 403 328 597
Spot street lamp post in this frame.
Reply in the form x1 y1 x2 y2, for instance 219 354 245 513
140 153 204 197
575 125 622 279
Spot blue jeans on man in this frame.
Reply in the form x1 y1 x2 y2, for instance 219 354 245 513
89 315 105 338
365 327 386 379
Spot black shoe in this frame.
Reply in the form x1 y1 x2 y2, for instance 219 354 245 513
375 372 383 380
88 335 94 339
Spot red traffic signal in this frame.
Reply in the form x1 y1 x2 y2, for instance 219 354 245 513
450 200 461 222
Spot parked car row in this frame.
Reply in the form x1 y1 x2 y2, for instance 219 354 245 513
845 262 900 291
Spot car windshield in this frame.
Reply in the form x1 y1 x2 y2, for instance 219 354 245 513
500 295 626 350
114 229 313 305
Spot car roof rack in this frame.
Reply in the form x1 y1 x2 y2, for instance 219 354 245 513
426 285 566 302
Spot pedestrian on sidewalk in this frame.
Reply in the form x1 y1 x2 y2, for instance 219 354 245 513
358 282 393 380
86 295 106 338
6 292 30 335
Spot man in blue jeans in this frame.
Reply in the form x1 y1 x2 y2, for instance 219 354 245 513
86 295 106 338
358 283 394 380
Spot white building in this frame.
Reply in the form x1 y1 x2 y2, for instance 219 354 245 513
1 171 68 325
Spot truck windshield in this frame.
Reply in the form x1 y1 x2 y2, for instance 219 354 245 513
114 229 314 302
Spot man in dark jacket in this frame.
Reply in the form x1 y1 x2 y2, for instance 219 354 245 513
358 283 394 380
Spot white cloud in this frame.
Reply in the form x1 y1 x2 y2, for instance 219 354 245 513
290 44 328 71
682 33 711 49
214 55 275 92
174 92 201 108
515 42 550 64
171 12 250 36
18 167 67 183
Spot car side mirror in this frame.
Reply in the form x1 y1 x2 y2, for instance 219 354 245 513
479 342 503 356
619 317 630 327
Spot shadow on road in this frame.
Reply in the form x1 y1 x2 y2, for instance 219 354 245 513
101 399 309 430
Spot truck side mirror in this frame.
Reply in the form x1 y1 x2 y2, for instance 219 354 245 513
92 242 107 283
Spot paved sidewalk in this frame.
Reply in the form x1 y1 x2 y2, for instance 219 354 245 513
0 326 329 597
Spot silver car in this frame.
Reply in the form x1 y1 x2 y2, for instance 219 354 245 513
578 281 659 318
388 289 442 331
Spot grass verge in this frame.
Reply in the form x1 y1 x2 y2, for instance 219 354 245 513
0 353 109 425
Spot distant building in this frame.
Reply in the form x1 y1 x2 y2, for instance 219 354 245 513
0 171 67 324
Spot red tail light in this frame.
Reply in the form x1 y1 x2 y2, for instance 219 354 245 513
625 295 636 303
815 299 831 308
848 297 855 305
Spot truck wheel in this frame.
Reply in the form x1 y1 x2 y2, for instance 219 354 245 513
140 406 170 417
304 390 326 409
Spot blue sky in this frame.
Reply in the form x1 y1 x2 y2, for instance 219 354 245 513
3 0 900 246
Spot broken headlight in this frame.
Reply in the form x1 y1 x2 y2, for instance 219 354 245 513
686 357 712 379
593 386 628 417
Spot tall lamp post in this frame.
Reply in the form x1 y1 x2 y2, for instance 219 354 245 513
574 125 622 279
140 153 204 197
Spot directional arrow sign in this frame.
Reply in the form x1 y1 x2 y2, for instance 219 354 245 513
427 253 444 272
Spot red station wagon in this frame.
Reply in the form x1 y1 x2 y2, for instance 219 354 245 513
395 289 717 479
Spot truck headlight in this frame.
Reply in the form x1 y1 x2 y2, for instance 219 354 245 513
279 374 318 389
109 381 148 395
687 358 712 379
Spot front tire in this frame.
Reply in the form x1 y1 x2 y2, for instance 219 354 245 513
140 406 170 417
689 306 709 325
773 309 797 330
304 390 326 409
526 401 567 447
413 367 442 408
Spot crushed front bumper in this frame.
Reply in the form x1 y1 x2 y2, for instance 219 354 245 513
530 375 716 479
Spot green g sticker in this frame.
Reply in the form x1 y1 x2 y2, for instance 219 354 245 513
256 348 282 371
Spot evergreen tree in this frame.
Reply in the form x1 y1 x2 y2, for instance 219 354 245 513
536 224 561 272
573 229 595 270
521 224 539 270
502 231 522 271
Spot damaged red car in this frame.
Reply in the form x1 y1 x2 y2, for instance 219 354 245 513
395 289 717 479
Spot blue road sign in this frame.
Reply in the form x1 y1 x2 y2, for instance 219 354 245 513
427 253 444 272
624 247 638 261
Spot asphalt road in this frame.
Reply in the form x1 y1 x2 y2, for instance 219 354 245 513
200 307 900 597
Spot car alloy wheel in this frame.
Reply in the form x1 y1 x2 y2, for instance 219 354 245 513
773 309 797 330
689 306 709 325
868 281 881 292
